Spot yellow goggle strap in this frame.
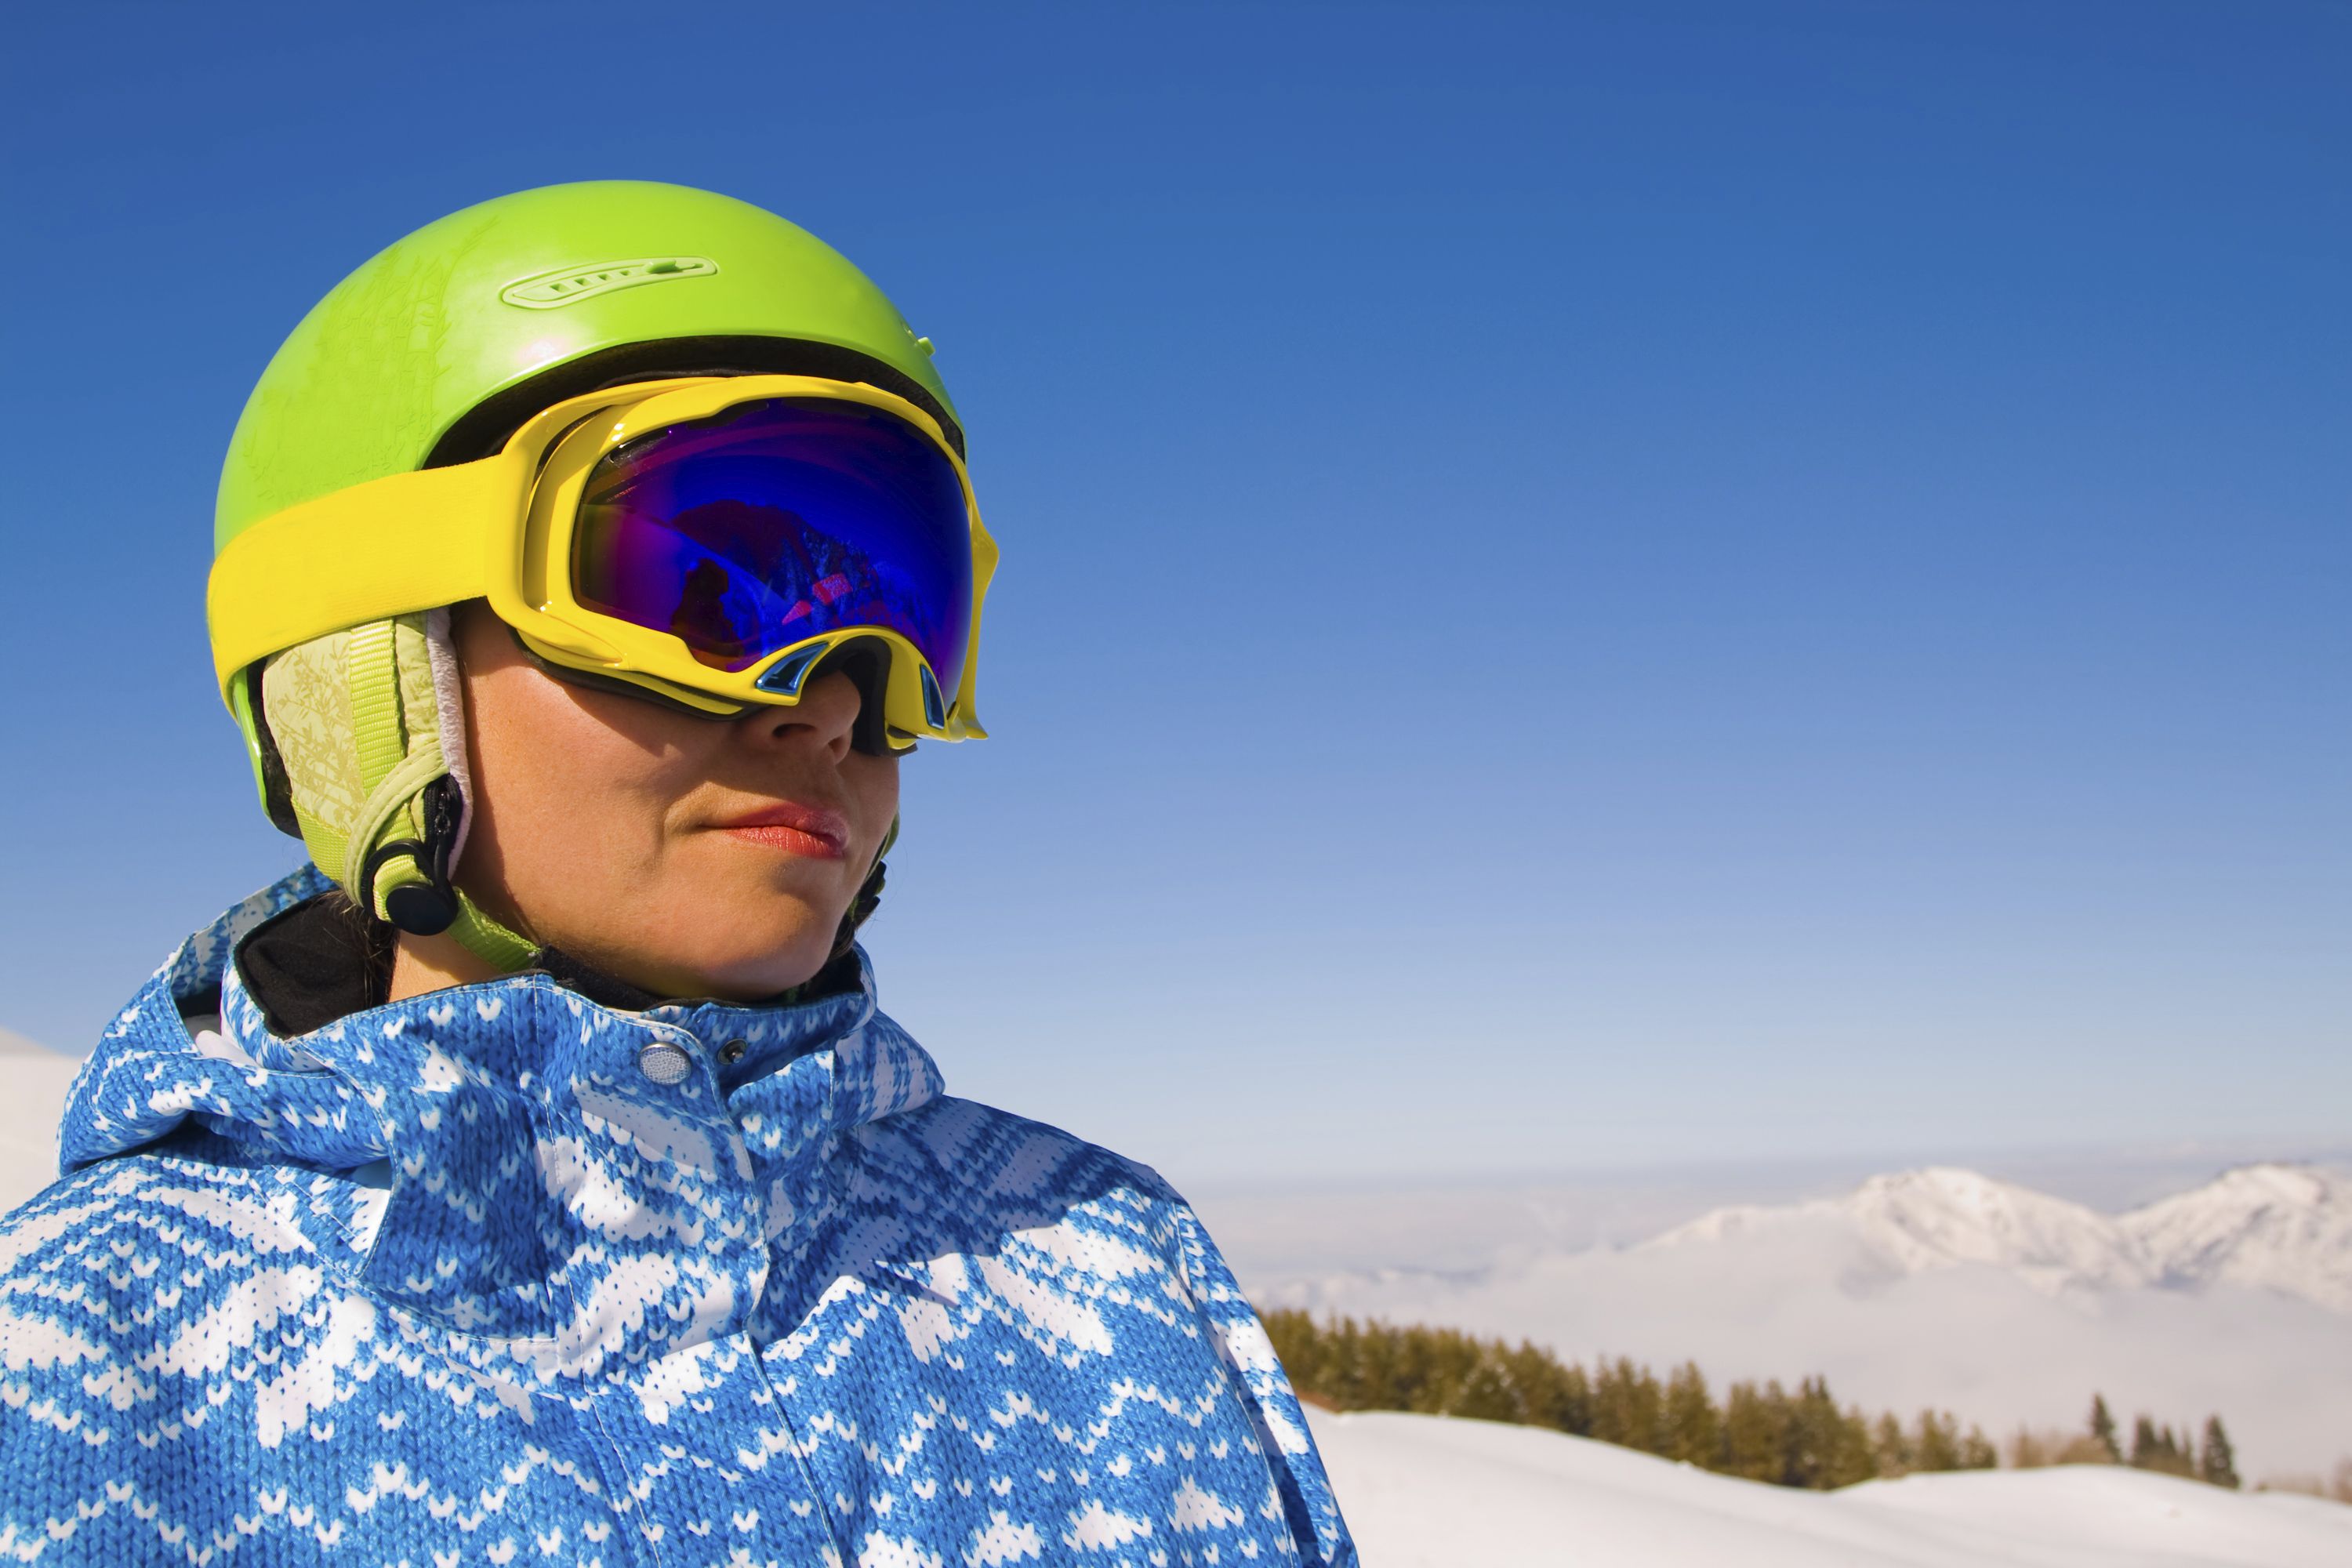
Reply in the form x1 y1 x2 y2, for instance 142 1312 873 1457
211 456 516 702
210 376 990 744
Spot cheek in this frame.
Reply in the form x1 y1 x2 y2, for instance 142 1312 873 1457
463 667 702 891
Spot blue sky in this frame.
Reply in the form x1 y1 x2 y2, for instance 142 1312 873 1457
2 2 2343 1186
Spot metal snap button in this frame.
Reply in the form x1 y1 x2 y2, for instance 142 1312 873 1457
637 1040 694 1086
720 1039 747 1065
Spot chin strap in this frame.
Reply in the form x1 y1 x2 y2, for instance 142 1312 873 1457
354 771 538 969
446 892 542 970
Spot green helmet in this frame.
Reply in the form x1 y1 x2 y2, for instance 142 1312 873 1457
216 180 953 964
218 178 959 553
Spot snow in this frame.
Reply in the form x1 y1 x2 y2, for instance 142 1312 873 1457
1308 1406 2352 1567
1647 1167 2157 1295
1639 1163 2352 1312
1254 1163 2352 1477
2125 1164 2352 1312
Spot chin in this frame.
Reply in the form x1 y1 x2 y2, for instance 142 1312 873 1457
561 884 847 1001
666 925 842 1001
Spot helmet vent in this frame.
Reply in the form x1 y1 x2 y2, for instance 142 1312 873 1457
499 256 719 310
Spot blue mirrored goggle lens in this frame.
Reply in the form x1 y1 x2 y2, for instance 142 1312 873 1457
571 397 973 705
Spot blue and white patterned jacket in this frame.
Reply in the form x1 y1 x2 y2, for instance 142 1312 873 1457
0 869 1356 1566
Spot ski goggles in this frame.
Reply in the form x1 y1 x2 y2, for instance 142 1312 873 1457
209 374 995 746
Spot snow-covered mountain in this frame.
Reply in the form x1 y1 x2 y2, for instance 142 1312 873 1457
2125 1164 2352 1314
1644 1167 2158 1297
1641 1163 2352 1312
1244 1163 2352 1475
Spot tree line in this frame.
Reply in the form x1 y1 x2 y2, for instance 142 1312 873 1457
1261 1308 1993 1489
2002 1393 2238 1487
1262 1310 2242 1494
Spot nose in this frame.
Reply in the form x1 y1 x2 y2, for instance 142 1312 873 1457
745 669 860 761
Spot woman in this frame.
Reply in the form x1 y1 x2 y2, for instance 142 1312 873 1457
0 181 1356 1566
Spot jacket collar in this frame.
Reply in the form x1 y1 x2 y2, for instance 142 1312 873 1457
57 868 944 1355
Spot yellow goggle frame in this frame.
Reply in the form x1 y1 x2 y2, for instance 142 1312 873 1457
208 373 996 746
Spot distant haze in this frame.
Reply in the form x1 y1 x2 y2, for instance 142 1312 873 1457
1231 1163 2352 1478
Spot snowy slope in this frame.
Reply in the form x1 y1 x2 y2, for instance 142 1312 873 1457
2125 1164 2352 1313
1308 1406 2352 1568
0 1029 75 1214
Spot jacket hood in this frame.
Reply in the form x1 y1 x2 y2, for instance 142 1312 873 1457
60 866 944 1356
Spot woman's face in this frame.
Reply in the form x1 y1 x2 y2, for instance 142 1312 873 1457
448 602 900 1000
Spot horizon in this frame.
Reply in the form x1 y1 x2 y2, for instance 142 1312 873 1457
1186 1140 2352 1276
9 1014 2341 1214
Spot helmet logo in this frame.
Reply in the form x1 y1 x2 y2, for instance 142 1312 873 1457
499 256 719 310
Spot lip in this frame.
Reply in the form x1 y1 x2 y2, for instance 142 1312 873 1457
709 800 850 860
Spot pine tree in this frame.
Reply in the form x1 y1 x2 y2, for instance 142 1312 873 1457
1828 1399 1880 1488
1520 1354 1592 1438
1784 1377 1832 1487
1450 1343 1518 1422
1663 1362 1722 1468
1261 1310 1323 1402
1913 1410 1962 1472
2130 1414 2160 1468
1399 1324 1450 1414
1872 1411 1912 1477
2129 1417 2198 1478
1781 1377 1872 1489
2198 1417 2240 1490
1503 1341 1583 1435
1591 1357 1666 1455
2089 1394 2121 1462
1349 1316 1399 1410
1722 1381 1788 1484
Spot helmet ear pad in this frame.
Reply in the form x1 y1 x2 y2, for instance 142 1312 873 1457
254 612 492 942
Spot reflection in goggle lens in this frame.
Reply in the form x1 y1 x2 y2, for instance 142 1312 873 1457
572 398 972 704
